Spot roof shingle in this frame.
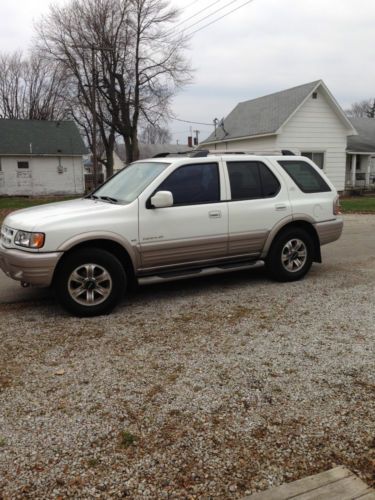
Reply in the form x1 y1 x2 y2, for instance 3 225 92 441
0 119 87 156
202 80 321 144
347 117 375 153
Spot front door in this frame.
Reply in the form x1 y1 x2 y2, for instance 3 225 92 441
138 161 228 270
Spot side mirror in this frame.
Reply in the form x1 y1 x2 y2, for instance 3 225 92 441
150 190 174 208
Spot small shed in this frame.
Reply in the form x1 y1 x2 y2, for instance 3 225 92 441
0 119 87 196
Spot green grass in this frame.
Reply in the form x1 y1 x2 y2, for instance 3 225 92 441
0 196 78 211
340 197 375 213
0 196 79 223
120 430 137 448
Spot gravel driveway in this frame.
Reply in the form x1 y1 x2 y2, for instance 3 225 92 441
0 215 374 498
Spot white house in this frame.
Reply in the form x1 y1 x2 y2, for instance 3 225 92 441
0 119 87 196
201 80 359 192
346 117 375 189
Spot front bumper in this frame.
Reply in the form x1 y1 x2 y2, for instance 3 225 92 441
0 245 62 287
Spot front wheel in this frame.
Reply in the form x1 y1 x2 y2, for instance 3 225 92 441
54 248 127 316
266 228 313 282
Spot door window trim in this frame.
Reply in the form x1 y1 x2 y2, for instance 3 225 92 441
226 160 281 201
147 162 222 208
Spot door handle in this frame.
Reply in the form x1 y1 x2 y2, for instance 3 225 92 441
275 204 287 211
209 210 222 218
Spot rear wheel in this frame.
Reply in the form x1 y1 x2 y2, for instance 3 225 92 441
55 248 126 316
266 228 313 282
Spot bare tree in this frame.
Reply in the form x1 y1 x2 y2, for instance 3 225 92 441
140 123 172 144
37 0 192 167
346 98 375 118
67 82 117 177
0 51 69 120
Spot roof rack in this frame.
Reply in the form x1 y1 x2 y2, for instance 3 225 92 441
152 149 296 158
152 150 194 158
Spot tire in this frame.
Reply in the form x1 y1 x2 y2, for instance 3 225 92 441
266 228 313 282
54 248 127 317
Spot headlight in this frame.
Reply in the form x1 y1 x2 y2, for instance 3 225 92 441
14 231 45 249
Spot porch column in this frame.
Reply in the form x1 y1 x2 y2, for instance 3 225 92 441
351 154 356 187
365 156 371 187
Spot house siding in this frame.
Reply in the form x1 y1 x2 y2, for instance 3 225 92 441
276 88 348 191
210 135 278 152
203 85 352 192
0 156 85 196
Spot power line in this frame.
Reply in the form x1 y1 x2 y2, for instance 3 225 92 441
171 0 225 33
185 0 256 37
179 0 245 35
171 117 213 126
181 0 203 9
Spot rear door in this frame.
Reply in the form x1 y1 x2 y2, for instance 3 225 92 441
138 161 229 270
224 159 292 258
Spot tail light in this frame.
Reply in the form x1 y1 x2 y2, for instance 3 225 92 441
333 195 341 216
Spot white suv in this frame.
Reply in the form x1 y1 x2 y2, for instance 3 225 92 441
0 152 343 316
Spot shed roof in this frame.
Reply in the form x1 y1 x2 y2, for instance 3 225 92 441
0 119 87 156
347 117 375 153
201 80 355 144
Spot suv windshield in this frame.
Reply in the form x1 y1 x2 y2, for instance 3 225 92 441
93 161 170 203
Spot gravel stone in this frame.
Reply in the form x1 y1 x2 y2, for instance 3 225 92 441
0 215 374 498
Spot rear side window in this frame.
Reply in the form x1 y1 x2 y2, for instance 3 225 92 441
227 161 280 200
278 160 331 193
158 162 220 205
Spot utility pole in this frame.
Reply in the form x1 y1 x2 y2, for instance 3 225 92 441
213 118 219 138
193 129 200 146
91 47 98 189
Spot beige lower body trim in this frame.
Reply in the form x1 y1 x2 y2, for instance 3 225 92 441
140 234 228 268
0 245 62 287
229 230 268 255
315 218 343 245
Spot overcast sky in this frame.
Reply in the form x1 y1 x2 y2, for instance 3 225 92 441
1 0 375 144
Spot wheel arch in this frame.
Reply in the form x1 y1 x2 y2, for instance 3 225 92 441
262 218 321 263
53 238 138 285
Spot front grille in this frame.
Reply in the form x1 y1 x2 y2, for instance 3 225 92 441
0 225 15 247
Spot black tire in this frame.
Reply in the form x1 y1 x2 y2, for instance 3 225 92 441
266 228 313 282
54 248 127 317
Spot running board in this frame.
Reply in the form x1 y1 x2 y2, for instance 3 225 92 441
137 260 264 286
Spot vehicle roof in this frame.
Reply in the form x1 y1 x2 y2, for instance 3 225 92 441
135 154 304 164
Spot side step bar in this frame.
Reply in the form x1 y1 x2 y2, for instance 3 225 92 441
138 260 264 286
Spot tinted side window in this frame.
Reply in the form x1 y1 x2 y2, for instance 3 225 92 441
227 161 280 199
278 160 331 193
259 163 281 196
158 163 220 205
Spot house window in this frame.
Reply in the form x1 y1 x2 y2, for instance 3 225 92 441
301 152 324 169
17 161 29 169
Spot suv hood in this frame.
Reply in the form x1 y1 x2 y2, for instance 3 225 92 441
4 198 126 232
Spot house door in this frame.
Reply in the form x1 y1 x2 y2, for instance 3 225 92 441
16 160 33 193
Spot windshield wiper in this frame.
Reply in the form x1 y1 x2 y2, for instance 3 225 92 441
86 194 99 200
98 195 119 204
